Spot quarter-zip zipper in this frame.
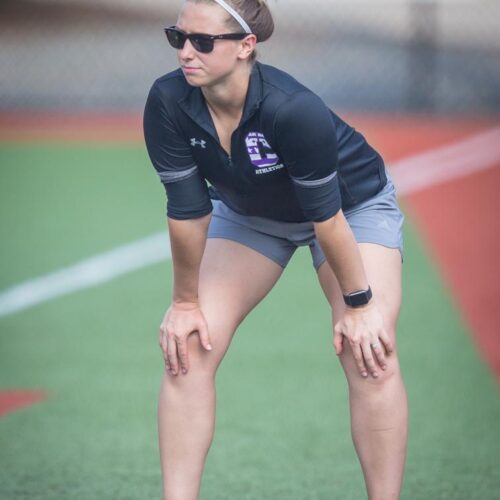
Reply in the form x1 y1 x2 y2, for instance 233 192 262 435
194 103 261 187
227 134 234 186
224 104 259 166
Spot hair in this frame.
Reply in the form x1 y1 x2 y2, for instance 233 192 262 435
187 0 275 61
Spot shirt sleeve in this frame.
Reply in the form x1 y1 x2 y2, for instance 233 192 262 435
143 82 213 220
274 91 341 222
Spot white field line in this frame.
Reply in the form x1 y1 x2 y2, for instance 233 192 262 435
390 126 500 195
0 126 499 318
0 233 170 317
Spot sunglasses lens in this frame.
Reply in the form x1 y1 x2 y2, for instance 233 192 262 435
166 29 185 49
164 28 215 53
190 36 214 53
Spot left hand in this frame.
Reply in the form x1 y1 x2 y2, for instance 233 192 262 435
333 302 393 379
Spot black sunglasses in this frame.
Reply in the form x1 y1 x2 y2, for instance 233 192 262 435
164 26 248 54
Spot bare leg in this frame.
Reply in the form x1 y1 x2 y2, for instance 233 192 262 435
158 239 283 500
317 243 408 500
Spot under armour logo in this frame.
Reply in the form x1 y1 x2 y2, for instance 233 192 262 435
190 138 206 149
376 219 390 230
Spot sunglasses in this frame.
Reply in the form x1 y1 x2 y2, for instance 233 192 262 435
164 26 248 54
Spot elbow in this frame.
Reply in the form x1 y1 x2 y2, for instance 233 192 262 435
313 209 347 243
313 208 343 228
167 212 212 233
167 211 212 223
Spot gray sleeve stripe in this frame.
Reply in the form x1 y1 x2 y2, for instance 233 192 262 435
158 165 199 183
292 171 337 188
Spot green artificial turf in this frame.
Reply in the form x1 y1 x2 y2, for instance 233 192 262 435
0 144 498 499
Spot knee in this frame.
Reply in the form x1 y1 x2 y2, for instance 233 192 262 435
161 347 215 395
164 322 236 384
160 367 215 409
161 368 214 398
346 352 402 394
364 360 400 389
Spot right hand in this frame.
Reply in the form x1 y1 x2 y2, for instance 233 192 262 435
159 301 212 376
333 302 392 379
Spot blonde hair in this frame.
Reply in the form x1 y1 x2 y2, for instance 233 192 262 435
188 0 274 60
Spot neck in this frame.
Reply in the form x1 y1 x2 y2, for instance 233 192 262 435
201 63 253 119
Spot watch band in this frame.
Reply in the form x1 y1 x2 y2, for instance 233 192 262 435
343 286 372 308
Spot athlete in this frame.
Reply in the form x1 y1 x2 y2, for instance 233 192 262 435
143 1 408 499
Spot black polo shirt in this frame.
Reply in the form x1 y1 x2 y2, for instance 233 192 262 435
143 62 387 222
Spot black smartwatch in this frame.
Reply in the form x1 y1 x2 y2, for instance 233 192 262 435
343 286 372 308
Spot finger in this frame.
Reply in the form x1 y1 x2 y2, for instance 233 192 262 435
159 330 169 369
175 337 189 374
362 341 378 378
379 328 394 355
158 328 164 349
351 342 368 378
370 340 387 370
166 336 179 376
333 330 344 355
197 319 212 351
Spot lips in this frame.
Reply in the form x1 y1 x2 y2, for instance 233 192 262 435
182 66 200 74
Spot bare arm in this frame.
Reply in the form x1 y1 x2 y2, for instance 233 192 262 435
159 214 213 376
314 210 393 378
314 210 369 295
168 214 211 303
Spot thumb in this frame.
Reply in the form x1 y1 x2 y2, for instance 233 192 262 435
197 318 213 351
333 327 344 355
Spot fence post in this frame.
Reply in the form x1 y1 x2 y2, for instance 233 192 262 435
407 0 438 112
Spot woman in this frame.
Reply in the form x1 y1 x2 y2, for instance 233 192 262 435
143 1 408 499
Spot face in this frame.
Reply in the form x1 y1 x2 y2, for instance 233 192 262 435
176 1 255 87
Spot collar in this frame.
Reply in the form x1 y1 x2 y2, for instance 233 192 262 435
178 62 263 139
240 61 263 123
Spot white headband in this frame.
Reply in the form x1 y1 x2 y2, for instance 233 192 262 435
212 0 252 34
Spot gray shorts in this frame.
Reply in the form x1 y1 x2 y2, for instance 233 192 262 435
207 174 405 270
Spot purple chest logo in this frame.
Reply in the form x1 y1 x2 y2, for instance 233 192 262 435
245 132 279 168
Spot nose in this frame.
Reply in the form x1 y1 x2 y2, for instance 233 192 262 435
178 38 196 60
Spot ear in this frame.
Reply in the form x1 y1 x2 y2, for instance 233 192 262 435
237 34 257 60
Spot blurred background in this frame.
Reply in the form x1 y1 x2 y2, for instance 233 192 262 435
1 1 499 499
1 0 500 113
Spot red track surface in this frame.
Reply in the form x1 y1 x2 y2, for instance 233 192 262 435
363 115 499 377
365 117 500 377
404 166 500 376
0 112 498 414
0 111 142 143
0 390 48 417
0 111 497 147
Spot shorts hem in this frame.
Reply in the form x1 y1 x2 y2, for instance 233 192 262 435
207 233 290 268
314 240 404 271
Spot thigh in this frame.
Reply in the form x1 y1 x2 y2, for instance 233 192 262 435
310 175 405 271
191 237 284 371
208 200 297 268
317 243 403 379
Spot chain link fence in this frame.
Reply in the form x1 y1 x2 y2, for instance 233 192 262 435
1 0 499 113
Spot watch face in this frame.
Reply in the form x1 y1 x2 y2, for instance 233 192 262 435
344 287 372 307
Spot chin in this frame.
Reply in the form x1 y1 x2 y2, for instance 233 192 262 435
182 72 205 87
184 78 204 88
